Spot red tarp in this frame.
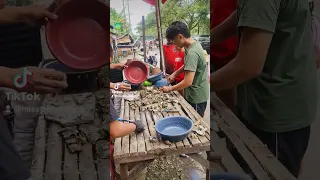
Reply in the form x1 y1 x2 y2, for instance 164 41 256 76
143 0 167 6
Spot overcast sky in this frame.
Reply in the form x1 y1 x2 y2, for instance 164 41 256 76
110 0 154 35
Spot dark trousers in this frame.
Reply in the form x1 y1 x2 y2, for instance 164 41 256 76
188 101 207 118
240 118 310 177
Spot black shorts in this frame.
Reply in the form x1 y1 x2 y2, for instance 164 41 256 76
187 101 207 118
240 118 310 177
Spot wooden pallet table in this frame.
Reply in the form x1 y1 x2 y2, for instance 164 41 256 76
210 93 297 180
113 91 210 180
30 91 109 180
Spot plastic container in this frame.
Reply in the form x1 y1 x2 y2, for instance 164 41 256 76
155 116 193 142
124 60 148 84
147 72 163 83
154 78 168 88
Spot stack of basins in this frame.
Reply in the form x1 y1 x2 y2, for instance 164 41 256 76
147 72 168 88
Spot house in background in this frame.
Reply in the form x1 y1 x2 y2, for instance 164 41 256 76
117 34 135 57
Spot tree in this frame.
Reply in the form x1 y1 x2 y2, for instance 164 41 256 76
110 7 131 36
135 0 210 36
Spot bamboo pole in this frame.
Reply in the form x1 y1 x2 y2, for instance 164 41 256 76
155 0 165 72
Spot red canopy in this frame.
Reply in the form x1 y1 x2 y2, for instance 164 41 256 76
143 0 167 6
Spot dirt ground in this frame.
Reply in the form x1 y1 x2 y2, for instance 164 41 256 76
115 155 206 180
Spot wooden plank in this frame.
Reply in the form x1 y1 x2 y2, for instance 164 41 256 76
140 111 154 153
154 113 174 150
120 101 130 156
30 116 47 179
218 121 271 180
172 112 192 148
63 144 79 180
44 123 63 180
129 107 138 155
116 145 209 164
135 108 147 155
211 94 296 180
120 164 129 180
172 96 210 144
160 111 178 149
172 103 202 147
113 98 124 157
78 127 98 180
145 110 161 153
172 91 210 140
167 112 184 149
211 130 246 175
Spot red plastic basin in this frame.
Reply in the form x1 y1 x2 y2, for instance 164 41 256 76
46 0 109 70
124 60 148 84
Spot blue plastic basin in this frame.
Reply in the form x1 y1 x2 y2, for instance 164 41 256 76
155 78 168 88
155 116 193 142
147 72 163 83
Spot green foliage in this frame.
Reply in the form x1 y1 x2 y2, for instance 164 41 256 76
110 7 131 36
136 0 210 36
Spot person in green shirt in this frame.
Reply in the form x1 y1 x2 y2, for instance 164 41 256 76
211 0 317 177
161 21 209 117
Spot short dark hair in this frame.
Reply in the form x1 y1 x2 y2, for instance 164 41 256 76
166 21 191 40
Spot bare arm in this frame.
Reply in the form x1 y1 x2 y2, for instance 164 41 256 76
210 27 273 91
170 71 194 91
0 66 17 89
110 121 136 138
172 65 185 77
211 11 237 45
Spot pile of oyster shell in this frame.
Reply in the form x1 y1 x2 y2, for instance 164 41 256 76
128 86 179 112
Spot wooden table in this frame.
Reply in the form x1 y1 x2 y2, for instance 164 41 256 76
113 91 210 180
210 93 297 180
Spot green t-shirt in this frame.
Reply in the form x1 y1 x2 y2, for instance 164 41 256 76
236 0 318 132
184 42 209 104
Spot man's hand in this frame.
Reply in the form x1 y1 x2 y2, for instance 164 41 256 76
110 63 127 70
10 66 67 94
118 83 131 91
0 5 57 25
160 86 172 93
167 73 176 83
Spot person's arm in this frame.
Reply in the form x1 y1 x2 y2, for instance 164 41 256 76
110 82 115 89
210 0 278 91
211 11 237 45
170 52 198 91
109 98 136 138
172 65 184 77
0 6 57 24
110 121 136 138
170 71 194 91
0 66 17 89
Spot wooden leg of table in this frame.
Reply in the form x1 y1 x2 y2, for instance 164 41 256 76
120 164 129 180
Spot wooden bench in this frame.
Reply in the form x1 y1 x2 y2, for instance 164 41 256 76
113 91 210 180
210 93 297 180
